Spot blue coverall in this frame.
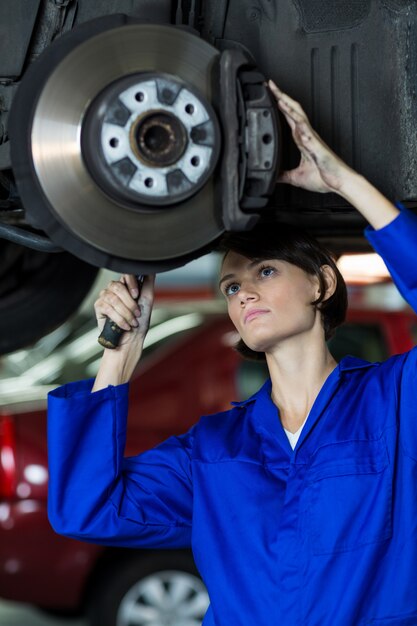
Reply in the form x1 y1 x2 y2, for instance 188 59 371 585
48 206 417 625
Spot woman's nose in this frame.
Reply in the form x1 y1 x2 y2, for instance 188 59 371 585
239 285 258 304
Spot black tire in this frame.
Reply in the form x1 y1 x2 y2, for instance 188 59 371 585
0 241 98 354
87 550 209 626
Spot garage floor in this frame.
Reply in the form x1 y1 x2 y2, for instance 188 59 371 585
0 600 88 625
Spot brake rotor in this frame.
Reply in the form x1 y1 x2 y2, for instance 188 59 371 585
11 18 223 271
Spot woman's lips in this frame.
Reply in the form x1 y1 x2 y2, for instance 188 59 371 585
244 309 270 324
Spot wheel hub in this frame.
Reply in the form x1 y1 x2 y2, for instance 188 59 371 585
82 72 219 207
134 111 186 167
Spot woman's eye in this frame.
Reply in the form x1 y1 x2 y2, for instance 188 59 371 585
260 266 275 277
225 283 240 296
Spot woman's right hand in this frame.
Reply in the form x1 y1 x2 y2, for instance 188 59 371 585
92 274 155 391
94 274 155 353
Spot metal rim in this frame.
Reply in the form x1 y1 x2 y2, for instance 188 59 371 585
29 24 223 262
116 570 209 626
82 72 220 207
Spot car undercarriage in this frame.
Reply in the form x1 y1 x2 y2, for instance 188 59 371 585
0 0 416 352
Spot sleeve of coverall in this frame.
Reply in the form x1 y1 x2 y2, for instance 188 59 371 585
365 202 417 457
47 378 194 548
365 203 417 313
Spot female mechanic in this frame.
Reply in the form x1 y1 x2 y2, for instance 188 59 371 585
47 81 417 625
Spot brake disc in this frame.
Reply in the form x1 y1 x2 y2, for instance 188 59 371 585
11 17 223 271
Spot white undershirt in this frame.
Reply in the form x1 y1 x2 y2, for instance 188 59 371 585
283 414 309 450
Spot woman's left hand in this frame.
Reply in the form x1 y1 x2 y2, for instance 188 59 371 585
268 80 356 194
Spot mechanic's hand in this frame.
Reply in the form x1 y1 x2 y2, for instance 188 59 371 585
269 80 356 194
94 274 155 352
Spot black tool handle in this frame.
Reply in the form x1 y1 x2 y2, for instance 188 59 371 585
98 275 145 349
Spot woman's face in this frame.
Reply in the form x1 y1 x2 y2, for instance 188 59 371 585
219 251 323 353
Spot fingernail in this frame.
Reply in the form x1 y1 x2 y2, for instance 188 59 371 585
131 289 139 298
135 308 141 317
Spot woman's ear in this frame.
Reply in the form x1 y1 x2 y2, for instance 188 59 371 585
320 264 337 301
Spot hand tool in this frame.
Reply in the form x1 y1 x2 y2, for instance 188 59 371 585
98 275 145 349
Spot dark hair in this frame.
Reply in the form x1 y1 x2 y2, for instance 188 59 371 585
217 221 348 361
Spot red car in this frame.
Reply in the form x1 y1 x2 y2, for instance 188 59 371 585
0 285 416 625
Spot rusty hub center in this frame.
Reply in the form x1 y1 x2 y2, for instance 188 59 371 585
132 111 187 167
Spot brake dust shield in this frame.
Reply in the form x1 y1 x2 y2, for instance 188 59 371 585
11 18 223 272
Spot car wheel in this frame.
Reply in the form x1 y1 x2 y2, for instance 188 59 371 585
10 16 224 274
0 242 98 354
87 551 209 626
